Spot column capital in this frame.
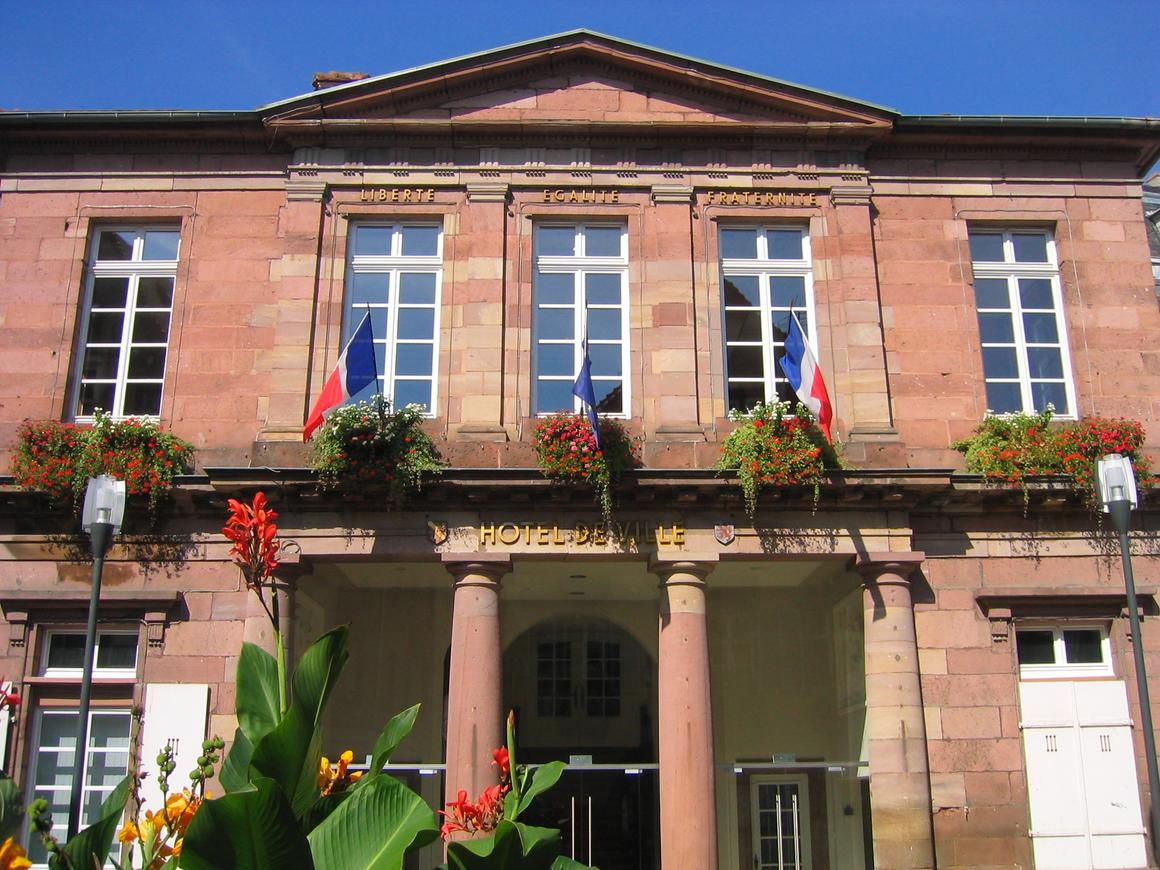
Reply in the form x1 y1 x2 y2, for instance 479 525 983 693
850 551 925 584
442 554 512 585
649 556 718 585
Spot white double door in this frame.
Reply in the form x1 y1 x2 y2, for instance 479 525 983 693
1021 680 1147 869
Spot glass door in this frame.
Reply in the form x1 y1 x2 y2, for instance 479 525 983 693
520 765 659 870
751 775 811 870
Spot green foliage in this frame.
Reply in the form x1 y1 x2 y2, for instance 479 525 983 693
0 771 23 842
11 411 194 513
952 408 1152 506
532 413 640 524
49 775 132 870
444 820 562 870
309 396 444 505
717 401 840 518
180 628 438 869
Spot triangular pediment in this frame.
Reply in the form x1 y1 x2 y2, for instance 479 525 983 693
262 31 896 136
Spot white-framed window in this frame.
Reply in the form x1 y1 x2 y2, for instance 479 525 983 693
1016 625 1112 679
751 774 812 870
74 227 180 420
532 223 629 416
719 225 814 414
41 630 138 679
969 229 1075 417
26 707 132 867
344 222 442 414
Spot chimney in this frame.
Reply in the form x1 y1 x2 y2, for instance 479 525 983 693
312 71 370 91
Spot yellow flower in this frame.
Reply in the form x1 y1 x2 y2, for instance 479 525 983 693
117 820 139 844
317 755 334 789
0 837 31 870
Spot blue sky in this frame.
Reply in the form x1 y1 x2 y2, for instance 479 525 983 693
2 0 1155 117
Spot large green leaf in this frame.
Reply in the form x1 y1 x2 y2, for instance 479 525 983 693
549 858 593 870
0 770 23 841
219 727 256 794
177 777 314 870
445 820 562 870
57 775 131 870
516 762 565 818
353 704 420 791
249 627 349 815
307 775 438 870
236 643 281 746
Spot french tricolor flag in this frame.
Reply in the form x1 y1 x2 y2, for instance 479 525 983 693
779 312 833 443
303 311 378 441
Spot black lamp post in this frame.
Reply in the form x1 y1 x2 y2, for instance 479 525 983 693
1096 453 1160 866
67 475 125 840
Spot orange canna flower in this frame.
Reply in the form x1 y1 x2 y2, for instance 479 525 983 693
0 837 31 870
116 820 139 844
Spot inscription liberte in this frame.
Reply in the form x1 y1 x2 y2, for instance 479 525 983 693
479 522 685 547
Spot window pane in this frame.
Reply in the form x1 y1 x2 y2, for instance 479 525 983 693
981 346 1019 379
537 309 573 341
1012 233 1049 263
769 276 807 310
1030 382 1068 414
720 228 758 260
127 347 166 379
976 312 1014 344
77 383 115 417
536 379 574 413
584 226 621 257
131 312 171 343
537 226 575 257
391 379 431 412
122 383 163 416
353 226 393 256
536 272 574 305
725 309 762 342
969 233 1004 262
136 277 174 309
96 635 137 671
537 344 573 377
1018 278 1054 310
142 231 180 261
973 278 1009 309
1016 630 1055 665
400 225 439 257
727 382 765 414
89 713 131 750
47 634 85 671
97 231 135 261
588 344 622 377
1022 312 1059 344
86 312 125 344
399 273 436 305
585 309 620 340
1063 630 1103 664
767 230 803 260
727 346 765 379
348 308 388 346
82 347 120 380
91 277 129 308
723 275 759 307
984 381 1022 414
394 343 433 377
1026 347 1063 379
585 273 620 305
594 380 622 413
350 273 390 307
396 308 434 340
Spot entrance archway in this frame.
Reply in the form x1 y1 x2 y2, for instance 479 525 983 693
504 617 659 869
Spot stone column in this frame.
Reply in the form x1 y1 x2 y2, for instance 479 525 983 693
443 555 510 804
854 552 934 870
652 558 718 870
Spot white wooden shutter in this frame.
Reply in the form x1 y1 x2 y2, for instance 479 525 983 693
138 684 209 814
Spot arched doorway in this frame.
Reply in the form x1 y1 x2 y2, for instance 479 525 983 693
504 617 659 869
